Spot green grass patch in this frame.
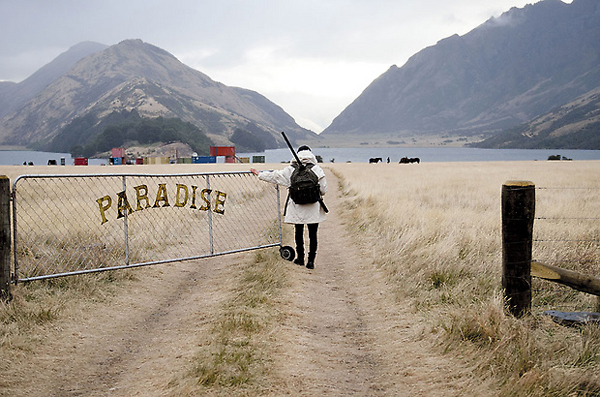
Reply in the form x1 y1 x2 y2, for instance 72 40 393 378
181 248 289 394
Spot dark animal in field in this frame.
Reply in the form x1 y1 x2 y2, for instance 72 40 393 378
400 157 420 164
369 157 383 163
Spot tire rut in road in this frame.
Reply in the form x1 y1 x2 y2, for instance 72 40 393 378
36 257 241 396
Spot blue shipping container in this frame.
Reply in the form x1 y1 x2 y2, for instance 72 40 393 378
192 156 216 164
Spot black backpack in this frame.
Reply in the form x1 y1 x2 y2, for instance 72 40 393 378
289 163 321 204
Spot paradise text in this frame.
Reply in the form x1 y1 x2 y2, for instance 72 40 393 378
96 183 227 225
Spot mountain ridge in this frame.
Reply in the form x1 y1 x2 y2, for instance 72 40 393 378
0 39 314 151
320 0 600 149
0 41 108 120
470 86 600 149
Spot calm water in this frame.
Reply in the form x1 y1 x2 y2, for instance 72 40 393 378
0 151 107 166
238 147 600 164
1 147 599 166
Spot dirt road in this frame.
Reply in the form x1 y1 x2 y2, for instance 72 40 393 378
7 170 478 396
270 169 476 395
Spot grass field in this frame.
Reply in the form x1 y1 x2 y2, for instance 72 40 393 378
327 160 600 395
1 160 599 395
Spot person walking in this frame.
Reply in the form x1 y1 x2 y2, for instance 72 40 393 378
250 145 327 269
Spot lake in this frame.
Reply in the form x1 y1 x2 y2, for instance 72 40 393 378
238 147 600 164
0 151 107 166
1 147 599 166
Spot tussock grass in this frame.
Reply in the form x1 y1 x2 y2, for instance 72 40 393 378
172 247 289 395
0 270 136 365
328 161 600 395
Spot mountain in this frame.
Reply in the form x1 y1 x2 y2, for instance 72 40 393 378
0 39 314 151
321 0 600 148
0 42 108 120
470 86 600 149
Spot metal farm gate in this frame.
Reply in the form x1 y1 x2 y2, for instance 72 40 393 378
12 172 282 282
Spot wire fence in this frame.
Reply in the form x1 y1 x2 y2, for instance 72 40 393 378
531 186 600 311
501 182 600 315
533 186 600 260
12 172 282 282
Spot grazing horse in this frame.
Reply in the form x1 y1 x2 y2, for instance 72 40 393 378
369 157 383 163
400 157 420 164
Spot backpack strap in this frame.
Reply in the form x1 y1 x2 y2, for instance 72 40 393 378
283 191 290 216
285 162 302 216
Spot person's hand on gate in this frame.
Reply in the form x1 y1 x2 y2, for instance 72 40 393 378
250 168 259 176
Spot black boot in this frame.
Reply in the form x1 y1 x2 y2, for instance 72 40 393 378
306 252 315 269
306 224 318 269
294 224 305 266
294 253 305 267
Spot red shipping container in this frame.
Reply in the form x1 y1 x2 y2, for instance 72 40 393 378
112 148 125 158
210 146 235 157
135 158 144 165
74 157 88 166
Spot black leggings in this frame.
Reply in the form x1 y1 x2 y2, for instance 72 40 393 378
294 223 318 259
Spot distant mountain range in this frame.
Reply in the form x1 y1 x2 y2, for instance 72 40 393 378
2 0 599 152
0 39 315 153
321 0 600 149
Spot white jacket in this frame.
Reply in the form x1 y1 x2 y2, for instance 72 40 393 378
258 150 328 224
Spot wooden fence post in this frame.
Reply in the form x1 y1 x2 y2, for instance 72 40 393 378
0 175 12 301
502 181 535 317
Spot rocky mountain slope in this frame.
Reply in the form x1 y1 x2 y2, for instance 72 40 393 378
0 39 314 151
0 42 109 121
321 0 600 148
470 86 600 149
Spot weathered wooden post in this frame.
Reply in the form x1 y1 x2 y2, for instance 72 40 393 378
502 181 535 317
0 175 12 301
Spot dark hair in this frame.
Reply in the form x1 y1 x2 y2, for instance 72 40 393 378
298 145 311 152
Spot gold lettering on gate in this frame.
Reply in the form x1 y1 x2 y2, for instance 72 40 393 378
153 183 170 208
96 183 228 225
175 184 188 207
199 189 211 211
117 191 134 219
214 191 227 214
134 184 151 211
190 185 198 209
97 196 112 225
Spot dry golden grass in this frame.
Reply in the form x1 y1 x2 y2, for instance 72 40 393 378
167 240 290 396
0 270 137 379
0 163 257 181
1 161 599 395
0 163 289 395
326 160 600 395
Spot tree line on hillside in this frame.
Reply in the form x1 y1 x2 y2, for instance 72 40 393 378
229 121 279 152
49 109 276 158
50 110 214 158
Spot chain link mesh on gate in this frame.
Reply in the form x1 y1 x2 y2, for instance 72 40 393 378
12 172 282 282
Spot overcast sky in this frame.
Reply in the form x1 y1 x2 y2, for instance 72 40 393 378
0 0 570 132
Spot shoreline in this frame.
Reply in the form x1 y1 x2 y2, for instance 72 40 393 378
2 158 599 179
